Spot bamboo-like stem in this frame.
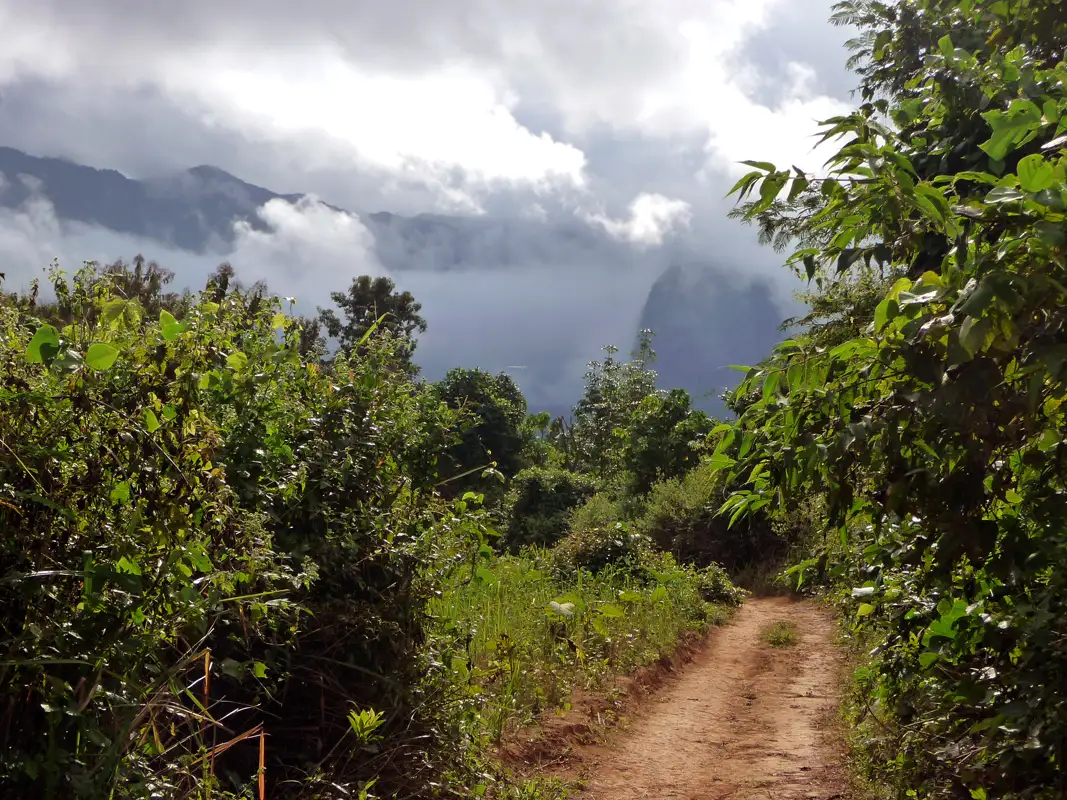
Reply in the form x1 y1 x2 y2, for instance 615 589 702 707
258 728 266 800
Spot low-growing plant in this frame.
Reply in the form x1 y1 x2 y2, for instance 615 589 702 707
762 621 799 649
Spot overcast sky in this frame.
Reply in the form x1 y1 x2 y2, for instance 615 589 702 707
0 0 857 409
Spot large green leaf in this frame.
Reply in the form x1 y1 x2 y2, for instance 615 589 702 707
226 351 249 371
85 343 120 372
159 310 188 341
1017 154 1057 193
26 325 60 364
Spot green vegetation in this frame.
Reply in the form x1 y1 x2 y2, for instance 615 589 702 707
22 3 1067 795
428 551 730 744
761 621 798 649
712 0 1067 797
501 466 598 551
0 259 745 798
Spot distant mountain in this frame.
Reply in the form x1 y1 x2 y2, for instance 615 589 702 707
0 146 304 250
637 264 784 411
0 146 785 414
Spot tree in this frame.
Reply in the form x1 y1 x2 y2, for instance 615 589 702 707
717 1 1067 796
500 466 597 551
624 388 713 495
570 330 659 477
318 275 426 362
433 367 530 497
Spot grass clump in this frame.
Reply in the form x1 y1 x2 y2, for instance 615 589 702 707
762 620 799 648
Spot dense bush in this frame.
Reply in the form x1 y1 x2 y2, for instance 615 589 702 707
550 520 651 578
544 493 745 606
691 563 747 607
637 464 781 572
718 0 1067 795
0 265 461 798
500 466 597 551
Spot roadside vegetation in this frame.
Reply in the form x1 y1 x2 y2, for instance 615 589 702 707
0 261 747 798
711 0 1067 797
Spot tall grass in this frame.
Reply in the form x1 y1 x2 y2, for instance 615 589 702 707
429 551 730 741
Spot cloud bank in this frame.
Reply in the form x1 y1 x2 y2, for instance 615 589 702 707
0 185 689 413
0 0 860 411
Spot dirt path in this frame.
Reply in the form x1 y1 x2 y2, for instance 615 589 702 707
578 597 849 799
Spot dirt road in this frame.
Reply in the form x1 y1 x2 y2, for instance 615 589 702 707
579 597 849 799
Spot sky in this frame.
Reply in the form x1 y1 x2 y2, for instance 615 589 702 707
0 0 857 410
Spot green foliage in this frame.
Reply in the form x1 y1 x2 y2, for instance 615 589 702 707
551 332 712 502
623 388 714 495
317 275 427 364
761 621 799 649
0 262 463 797
501 467 597 551
550 504 651 578
434 367 530 498
0 255 754 797
691 563 747 607
719 1 1067 796
637 464 782 572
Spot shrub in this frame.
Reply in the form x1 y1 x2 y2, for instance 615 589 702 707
638 464 781 572
693 563 747 606
0 265 462 798
547 493 648 576
500 467 597 551
568 491 627 540
551 521 652 577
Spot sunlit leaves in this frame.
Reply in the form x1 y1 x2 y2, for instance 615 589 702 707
159 309 187 341
142 408 161 433
26 325 59 364
1017 154 1057 193
226 351 249 372
2 258 484 796
85 343 120 372
109 481 131 504
980 100 1044 161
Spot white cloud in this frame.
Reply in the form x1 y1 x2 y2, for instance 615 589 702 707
699 61 853 180
585 192 692 246
226 196 383 304
0 0 853 217
204 58 589 197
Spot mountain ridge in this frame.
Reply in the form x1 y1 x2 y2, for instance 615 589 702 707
0 145 785 413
